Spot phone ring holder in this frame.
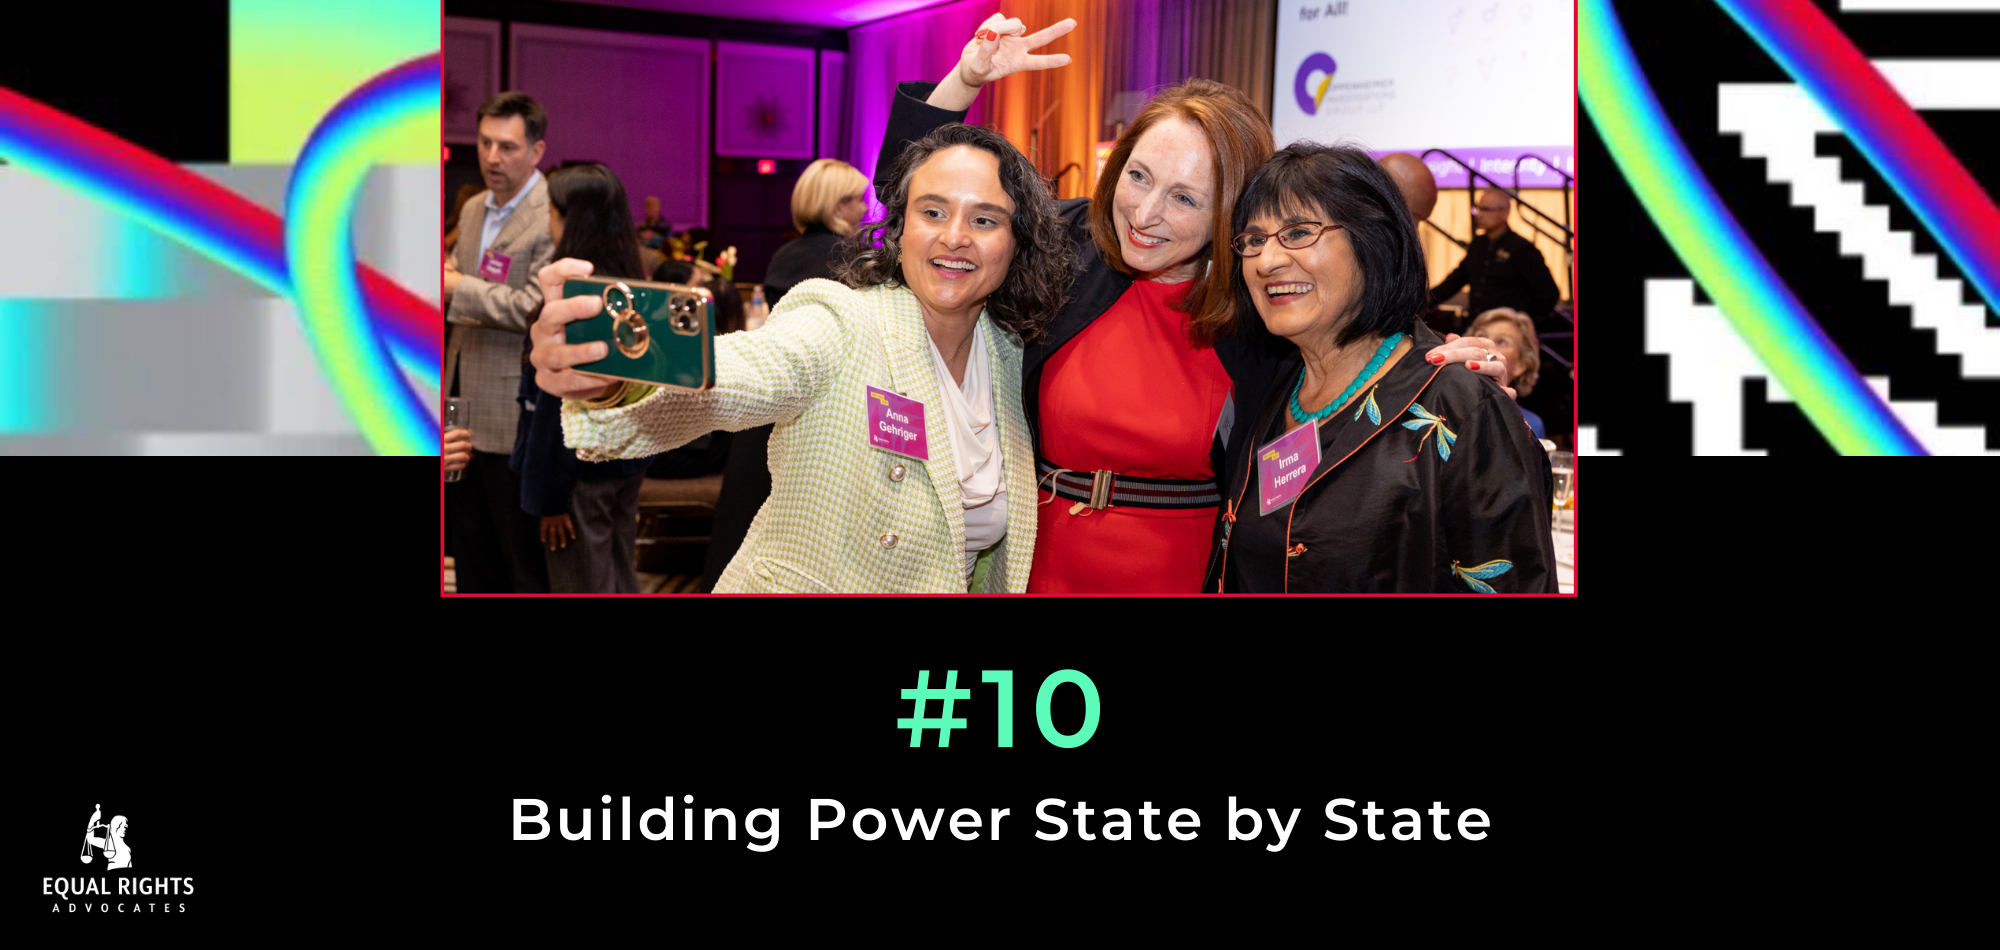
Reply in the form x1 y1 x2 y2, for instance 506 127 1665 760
604 281 650 358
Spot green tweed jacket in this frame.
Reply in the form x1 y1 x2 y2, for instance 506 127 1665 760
561 279 1038 593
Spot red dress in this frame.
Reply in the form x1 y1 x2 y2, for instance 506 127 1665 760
1029 279 1232 592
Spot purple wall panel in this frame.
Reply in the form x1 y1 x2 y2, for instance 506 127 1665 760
510 25 711 230
715 42 818 159
443 17 500 143
819 50 850 162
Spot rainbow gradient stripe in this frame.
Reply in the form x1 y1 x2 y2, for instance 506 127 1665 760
1579 0 1926 455
288 54 442 456
0 61 441 453
1715 0 2000 317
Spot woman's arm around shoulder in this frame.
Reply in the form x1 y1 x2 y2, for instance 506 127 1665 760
561 278 868 462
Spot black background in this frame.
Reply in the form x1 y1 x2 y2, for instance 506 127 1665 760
12 628 1604 937
19 723 225 935
0 3 231 163
445 640 1580 922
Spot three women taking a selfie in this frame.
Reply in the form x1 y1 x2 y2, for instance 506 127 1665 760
529 14 1556 593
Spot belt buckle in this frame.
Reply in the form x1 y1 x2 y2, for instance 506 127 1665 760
1087 470 1115 509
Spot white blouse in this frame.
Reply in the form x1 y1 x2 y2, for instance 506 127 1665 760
925 320 1007 582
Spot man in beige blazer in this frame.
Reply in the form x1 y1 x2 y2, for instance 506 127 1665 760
443 91 556 592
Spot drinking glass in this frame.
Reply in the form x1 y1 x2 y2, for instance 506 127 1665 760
1549 450 1573 528
444 398 469 483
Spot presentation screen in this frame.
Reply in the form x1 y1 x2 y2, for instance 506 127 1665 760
1272 0 1575 188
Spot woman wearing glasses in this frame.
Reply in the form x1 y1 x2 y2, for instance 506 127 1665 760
1203 144 1558 593
885 15 1511 592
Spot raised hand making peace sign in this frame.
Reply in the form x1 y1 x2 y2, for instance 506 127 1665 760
928 14 1078 112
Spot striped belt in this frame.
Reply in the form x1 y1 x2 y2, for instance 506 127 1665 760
1035 457 1221 510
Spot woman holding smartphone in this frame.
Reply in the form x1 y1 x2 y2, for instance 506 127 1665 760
530 124 1074 592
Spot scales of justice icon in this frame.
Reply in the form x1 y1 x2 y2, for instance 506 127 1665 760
79 803 130 867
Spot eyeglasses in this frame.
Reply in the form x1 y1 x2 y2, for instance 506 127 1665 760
1230 223 1343 257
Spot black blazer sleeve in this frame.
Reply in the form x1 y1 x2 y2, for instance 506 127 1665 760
1438 377 1561 592
1429 244 1472 305
874 81 970 204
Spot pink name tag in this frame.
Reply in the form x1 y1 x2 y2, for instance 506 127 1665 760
865 386 929 461
1257 421 1322 516
479 248 512 283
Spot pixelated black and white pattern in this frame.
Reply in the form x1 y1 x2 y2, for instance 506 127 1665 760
1584 0 2000 455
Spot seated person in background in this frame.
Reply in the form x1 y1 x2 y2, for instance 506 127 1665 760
1466 307 1546 440
638 195 669 235
1428 190 1559 323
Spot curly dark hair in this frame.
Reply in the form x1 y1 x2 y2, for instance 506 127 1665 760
835 124 1074 343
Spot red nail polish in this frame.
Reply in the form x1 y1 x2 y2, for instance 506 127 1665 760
1427 353 1444 364
1469 361 1482 370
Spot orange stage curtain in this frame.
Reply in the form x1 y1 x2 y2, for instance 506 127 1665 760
985 1 1108 200
986 0 1276 200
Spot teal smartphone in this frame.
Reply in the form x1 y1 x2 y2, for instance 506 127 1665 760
562 276 716 391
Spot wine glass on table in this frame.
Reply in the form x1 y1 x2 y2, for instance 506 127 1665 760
1549 450 1573 530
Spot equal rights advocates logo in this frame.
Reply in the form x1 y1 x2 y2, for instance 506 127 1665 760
45 801 193 915
1295 53 1339 116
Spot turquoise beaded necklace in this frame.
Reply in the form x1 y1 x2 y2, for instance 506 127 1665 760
1289 332 1403 425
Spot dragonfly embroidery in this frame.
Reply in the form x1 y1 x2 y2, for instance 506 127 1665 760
1401 402 1457 463
1451 558 1513 593
1353 387 1381 425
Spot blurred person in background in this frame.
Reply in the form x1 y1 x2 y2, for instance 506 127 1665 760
638 195 669 235
510 163 658 592
443 91 556 593
444 182 482 259
1428 190 1559 323
699 158 871 590
766 159 870 304
1466 307 1545 440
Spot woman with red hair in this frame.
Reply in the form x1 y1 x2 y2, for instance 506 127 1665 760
873 15 1513 591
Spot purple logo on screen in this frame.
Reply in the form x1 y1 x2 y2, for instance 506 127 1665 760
1294 53 1338 115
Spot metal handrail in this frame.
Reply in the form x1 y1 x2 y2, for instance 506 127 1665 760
1422 217 1468 249
1418 148 1574 249
1511 152 1573 243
